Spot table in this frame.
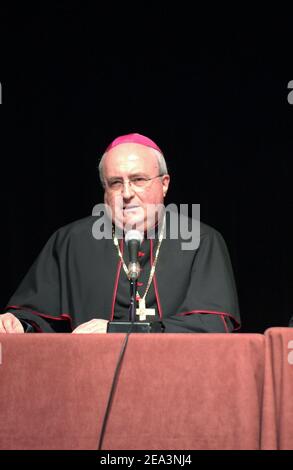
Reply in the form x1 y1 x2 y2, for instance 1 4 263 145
0 333 265 450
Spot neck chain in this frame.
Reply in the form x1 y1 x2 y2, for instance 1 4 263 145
113 217 166 304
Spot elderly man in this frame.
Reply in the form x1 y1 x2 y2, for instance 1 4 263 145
0 133 240 333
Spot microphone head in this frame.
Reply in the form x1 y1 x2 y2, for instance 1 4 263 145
125 230 144 246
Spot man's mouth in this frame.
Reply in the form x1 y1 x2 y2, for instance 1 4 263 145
123 205 140 212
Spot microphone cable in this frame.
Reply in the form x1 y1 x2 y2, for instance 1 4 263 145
97 323 134 450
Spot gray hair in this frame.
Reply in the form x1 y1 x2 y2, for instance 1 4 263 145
98 147 168 188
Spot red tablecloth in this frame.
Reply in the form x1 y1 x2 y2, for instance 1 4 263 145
0 333 265 450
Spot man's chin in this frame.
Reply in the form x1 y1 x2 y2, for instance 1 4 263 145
122 216 145 232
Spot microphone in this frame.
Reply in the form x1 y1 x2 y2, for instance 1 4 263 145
125 230 144 281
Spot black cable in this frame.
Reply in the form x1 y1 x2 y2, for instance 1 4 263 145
97 323 134 450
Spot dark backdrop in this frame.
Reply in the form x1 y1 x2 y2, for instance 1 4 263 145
1 4 292 332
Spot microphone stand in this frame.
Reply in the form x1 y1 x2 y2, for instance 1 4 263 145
107 274 164 332
108 274 155 332
129 278 137 322
107 270 164 333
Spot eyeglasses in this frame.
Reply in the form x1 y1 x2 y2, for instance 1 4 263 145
105 174 163 192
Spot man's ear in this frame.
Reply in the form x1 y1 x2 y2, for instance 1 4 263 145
162 174 170 197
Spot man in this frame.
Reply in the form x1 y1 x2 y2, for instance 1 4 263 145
0 133 240 333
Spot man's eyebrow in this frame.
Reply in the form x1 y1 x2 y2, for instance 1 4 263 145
128 172 148 177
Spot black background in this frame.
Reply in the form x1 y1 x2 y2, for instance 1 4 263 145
1 3 292 332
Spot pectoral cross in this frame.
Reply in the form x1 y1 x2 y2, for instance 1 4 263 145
136 298 156 321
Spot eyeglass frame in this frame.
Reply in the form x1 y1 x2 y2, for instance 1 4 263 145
104 174 165 192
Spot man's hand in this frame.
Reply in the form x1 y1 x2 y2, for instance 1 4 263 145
72 319 109 334
0 313 25 333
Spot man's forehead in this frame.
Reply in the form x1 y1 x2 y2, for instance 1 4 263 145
104 143 158 171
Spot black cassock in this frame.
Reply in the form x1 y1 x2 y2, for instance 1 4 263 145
4 214 240 333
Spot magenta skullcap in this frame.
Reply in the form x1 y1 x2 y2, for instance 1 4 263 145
105 133 163 154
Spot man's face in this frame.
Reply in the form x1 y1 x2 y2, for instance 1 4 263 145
103 143 170 232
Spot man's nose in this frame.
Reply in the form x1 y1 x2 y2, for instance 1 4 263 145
121 180 135 198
